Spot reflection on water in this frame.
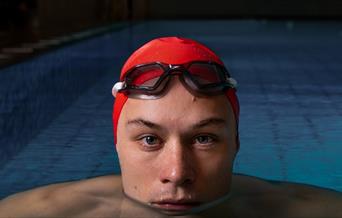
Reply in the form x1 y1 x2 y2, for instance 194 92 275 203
120 195 189 217
121 190 232 217
116 174 342 218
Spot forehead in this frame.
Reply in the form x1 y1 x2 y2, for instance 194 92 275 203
119 78 233 127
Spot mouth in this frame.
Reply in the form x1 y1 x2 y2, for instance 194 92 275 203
150 200 201 213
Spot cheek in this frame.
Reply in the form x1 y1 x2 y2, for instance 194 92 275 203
117 144 158 199
199 152 233 179
116 120 157 199
195 147 234 196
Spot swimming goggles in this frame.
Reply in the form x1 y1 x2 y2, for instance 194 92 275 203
112 61 237 99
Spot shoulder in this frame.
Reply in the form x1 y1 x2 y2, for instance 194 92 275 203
61 174 122 197
231 174 342 218
280 180 342 217
0 174 122 217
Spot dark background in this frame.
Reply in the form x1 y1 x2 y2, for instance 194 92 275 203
1 0 342 36
1 0 342 67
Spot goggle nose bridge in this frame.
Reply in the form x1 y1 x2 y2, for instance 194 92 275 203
166 64 188 75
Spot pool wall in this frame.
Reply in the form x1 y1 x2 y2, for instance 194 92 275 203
0 31 128 168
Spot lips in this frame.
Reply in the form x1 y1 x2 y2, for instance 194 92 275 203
151 200 201 212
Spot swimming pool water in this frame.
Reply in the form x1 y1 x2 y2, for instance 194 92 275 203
0 20 341 198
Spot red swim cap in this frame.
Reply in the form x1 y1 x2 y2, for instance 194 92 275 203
113 37 240 149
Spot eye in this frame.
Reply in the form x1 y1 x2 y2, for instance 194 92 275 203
143 135 159 145
195 135 213 144
138 135 162 150
193 134 217 148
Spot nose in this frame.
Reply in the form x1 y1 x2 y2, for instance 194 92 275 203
159 140 195 186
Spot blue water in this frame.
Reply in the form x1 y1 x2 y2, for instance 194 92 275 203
0 20 341 198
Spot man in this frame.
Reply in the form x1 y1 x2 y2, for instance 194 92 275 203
0 37 341 218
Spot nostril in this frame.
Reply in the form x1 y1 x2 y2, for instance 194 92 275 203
183 178 194 185
161 177 194 185
161 178 170 184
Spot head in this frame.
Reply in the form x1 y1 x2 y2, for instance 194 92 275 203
112 37 239 214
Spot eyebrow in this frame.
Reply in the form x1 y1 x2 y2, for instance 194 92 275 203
126 117 227 130
127 119 164 130
191 118 227 129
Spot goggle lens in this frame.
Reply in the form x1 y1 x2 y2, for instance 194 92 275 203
187 63 223 85
129 64 164 87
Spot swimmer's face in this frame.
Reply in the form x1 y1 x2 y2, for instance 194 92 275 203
116 77 237 214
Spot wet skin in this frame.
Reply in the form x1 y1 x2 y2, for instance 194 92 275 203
0 174 341 218
0 78 341 217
